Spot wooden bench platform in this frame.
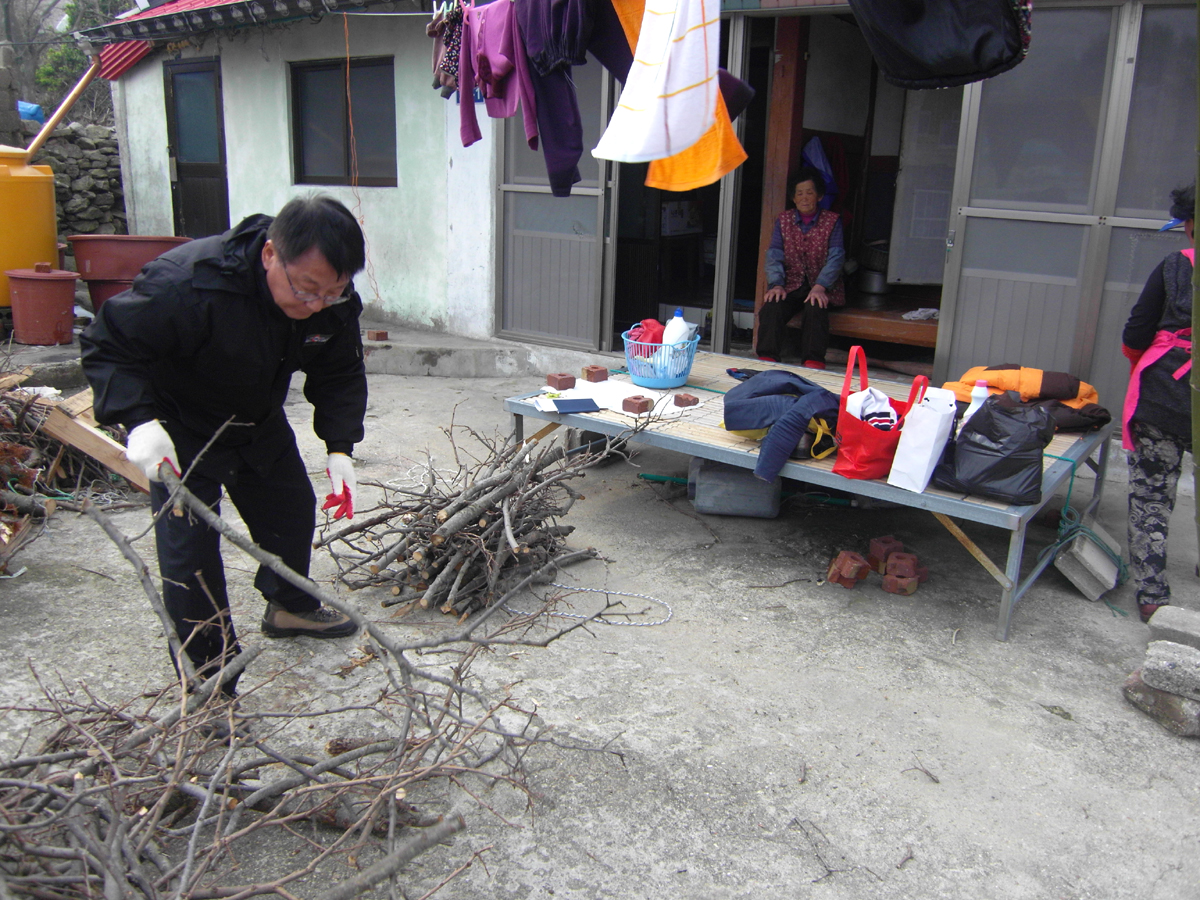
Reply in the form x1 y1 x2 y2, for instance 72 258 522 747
505 352 1113 641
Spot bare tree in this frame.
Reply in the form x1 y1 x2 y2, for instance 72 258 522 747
1 0 68 102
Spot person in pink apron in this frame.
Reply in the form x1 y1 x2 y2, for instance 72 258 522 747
1121 184 1194 623
757 168 845 369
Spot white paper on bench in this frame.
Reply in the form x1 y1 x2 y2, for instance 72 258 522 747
536 380 703 419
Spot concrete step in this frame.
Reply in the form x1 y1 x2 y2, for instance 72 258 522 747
5 320 619 389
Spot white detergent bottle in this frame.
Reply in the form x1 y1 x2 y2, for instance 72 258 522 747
958 379 989 434
662 308 690 346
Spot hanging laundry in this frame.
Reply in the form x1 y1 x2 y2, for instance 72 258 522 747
846 0 1032 90
515 0 633 196
459 0 539 149
606 0 746 193
436 1 465 93
509 0 748 196
427 4 460 96
591 0 718 163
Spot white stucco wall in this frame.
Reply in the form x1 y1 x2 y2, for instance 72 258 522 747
113 13 498 336
113 68 173 235
444 104 496 339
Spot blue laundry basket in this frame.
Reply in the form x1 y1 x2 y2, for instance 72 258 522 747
622 329 700 389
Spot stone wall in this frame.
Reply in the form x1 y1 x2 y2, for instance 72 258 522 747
22 119 127 238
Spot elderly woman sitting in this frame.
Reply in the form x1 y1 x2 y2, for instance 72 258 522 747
756 167 845 369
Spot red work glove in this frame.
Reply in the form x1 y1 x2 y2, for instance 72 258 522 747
322 452 356 520
1121 343 1144 375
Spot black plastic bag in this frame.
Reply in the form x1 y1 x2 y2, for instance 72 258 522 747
932 392 1055 506
846 0 1032 90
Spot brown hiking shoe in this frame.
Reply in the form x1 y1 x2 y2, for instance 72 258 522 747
261 603 358 639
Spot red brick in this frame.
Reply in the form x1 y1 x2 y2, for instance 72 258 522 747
673 393 699 407
915 565 929 584
883 574 919 595
828 571 859 589
886 552 919 579
546 372 576 390
839 552 871 581
622 395 652 414
827 551 869 585
867 535 904 573
581 365 609 383
365 330 389 341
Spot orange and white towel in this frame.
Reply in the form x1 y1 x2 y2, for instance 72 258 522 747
591 0 719 163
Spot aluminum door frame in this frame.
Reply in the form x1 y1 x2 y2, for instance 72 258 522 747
708 12 750 354
495 76 609 352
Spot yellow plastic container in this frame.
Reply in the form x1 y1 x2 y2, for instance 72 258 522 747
0 145 59 309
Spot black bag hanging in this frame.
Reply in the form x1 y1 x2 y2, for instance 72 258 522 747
932 392 1055 506
845 0 1033 90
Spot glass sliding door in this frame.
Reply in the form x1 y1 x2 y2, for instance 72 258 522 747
498 62 607 348
937 6 1118 384
938 1 1197 412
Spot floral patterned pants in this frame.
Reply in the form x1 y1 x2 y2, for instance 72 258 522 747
1127 421 1192 607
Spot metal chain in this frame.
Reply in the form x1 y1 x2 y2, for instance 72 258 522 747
505 582 673 627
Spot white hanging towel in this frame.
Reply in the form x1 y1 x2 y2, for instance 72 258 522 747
591 0 718 163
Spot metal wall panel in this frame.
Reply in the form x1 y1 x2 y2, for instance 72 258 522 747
503 232 600 343
950 275 1078 378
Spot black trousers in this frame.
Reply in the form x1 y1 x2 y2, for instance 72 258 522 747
755 285 831 362
150 441 319 692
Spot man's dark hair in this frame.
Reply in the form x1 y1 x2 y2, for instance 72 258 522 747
268 195 366 277
1169 183 1195 223
792 167 827 200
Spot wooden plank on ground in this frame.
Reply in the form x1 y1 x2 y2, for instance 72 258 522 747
0 367 34 392
38 405 148 494
58 387 98 426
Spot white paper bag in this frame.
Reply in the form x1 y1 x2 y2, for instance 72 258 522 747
887 386 958 493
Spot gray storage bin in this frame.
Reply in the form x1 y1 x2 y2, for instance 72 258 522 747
687 457 782 518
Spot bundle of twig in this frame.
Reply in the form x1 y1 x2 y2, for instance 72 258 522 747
0 656 470 900
0 387 144 573
0 476 616 900
319 428 600 616
0 389 142 510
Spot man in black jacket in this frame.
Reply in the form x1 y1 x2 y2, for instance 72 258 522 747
81 195 368 692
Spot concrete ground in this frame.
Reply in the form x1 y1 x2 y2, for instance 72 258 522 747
1 333 1197 899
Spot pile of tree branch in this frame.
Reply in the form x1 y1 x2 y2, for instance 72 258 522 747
0 375 145 573
319 427 603 617
0 461 617 900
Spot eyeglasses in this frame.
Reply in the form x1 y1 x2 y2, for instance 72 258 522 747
282 265 351 306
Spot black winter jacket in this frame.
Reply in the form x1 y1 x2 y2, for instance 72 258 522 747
1122 250 1193 443
80 215 367 476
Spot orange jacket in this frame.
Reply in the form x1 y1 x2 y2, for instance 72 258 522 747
943 364 1100 409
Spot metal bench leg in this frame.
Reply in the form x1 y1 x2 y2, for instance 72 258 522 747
1081 434 1112 520
512 412 524 443
995 521 1028 642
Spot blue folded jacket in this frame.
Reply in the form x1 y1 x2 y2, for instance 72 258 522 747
723 370 839 482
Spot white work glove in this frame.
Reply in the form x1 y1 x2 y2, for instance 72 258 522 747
126 420 180 482
322 452 356 520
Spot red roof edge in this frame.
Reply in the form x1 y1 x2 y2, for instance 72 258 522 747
99 41 154 81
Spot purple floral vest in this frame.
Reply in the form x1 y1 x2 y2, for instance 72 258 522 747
780 209 845 307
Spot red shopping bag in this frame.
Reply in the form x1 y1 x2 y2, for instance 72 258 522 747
832 346 927 480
